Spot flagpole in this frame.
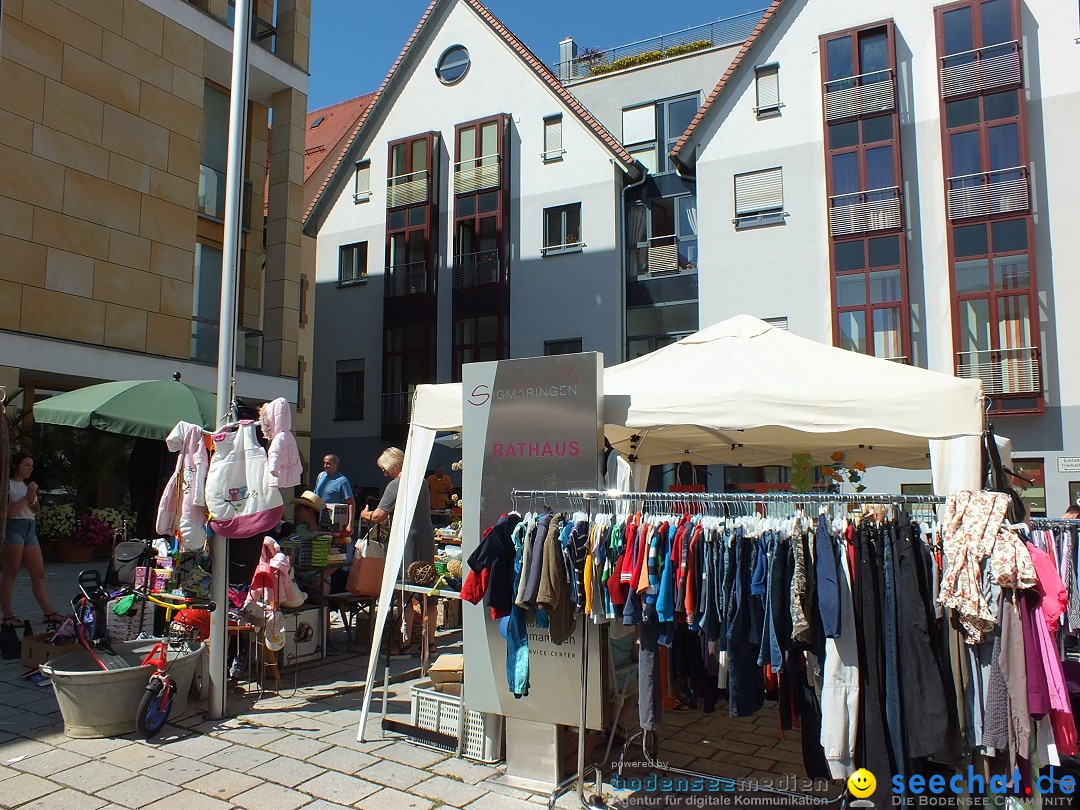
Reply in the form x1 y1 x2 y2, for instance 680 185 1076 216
210 0 252 720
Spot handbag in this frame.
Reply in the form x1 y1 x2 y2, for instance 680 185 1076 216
982 425 1026 524
205 422 284 539
346 525 385 596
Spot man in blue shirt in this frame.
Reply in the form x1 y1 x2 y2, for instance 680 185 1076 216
314 454 355 536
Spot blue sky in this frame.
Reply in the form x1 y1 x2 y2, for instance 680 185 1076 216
307 0 767 111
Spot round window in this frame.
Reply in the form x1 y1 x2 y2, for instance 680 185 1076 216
436 45 470 84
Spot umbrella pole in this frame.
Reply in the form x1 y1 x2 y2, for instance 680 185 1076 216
208 0 252 721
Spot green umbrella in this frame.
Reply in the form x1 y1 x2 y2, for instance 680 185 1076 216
33 379 220 440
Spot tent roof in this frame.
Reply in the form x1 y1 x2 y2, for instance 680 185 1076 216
410 315 984 469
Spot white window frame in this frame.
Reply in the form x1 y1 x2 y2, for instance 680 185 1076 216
754 63 782 117
542 114 564 162
733 167 786 229
541 203 584 256
339 241 368 285
353 159 371 203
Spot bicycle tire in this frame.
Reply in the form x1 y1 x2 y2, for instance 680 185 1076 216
136 675 173 738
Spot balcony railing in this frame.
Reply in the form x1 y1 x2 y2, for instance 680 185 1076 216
828 186 902 236
382 392 412 427
190 319 263 370
646 238 679 275
384 260 431 298
823 69 895 121
454 156 500 194
386 170 429 208
956 346 1041 396
453 250 502 289
946 166 1029 220
554 8 765 82
940 40 1021 97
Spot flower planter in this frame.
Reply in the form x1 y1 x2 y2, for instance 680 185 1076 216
54 537 94 564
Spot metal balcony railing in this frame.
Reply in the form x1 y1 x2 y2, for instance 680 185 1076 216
828 187 902 236
453 250 502 289
940 40 1021 97
823 69 895 121
946 166 1029 220
554 8 765 82
454 155 500 194
384 261 431 298
956 346 1041 396
381 392 412 427
646 237 679 275
386 170 429 208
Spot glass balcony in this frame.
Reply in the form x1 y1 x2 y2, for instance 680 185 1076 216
198 165 253 227
190 319 264 370
823 69 895 121
940 41 1021 97
946 166 1028 220
955 346 1041 395
453 250 502 289
828 187 902 236
386 170 429 208
453 156 500 194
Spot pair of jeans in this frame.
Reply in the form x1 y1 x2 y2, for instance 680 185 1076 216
638 605 663 730
506 523 530 698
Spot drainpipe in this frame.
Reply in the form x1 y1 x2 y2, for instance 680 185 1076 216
618 162 648 362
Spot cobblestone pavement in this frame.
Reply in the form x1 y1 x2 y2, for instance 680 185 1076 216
0 561 828 809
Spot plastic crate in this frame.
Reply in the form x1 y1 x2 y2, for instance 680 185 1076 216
410 683 504 763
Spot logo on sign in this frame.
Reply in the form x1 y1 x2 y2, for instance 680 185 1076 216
468 385 491 407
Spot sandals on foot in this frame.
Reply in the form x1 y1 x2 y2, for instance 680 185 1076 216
43 613 64 632
2 616 21 628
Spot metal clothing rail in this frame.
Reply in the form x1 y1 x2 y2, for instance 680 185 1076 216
514 489 945 810
1030 517 1080 527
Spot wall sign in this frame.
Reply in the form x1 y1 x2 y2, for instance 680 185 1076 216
1058 457 1080 474
461 352 604 729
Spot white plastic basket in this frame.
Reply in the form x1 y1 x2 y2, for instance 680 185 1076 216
410 683 504 763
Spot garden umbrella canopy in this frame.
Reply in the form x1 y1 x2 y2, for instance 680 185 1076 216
33 379 219 439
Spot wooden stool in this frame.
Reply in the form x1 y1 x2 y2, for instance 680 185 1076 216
326 592 376 652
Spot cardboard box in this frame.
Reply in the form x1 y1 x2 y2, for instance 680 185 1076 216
21 632 78 669
428 653 463 684
434 681 462 696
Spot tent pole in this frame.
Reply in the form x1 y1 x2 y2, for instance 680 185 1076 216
209 0 252 721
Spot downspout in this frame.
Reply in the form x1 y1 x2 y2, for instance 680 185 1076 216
618 161 648 363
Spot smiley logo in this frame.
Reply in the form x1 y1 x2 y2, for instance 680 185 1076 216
847 768 877 798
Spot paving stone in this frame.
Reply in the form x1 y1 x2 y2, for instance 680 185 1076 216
247 754 324 787
0 710 57 734
94 774 181 808
296 770 382 805
263 733 333 760
216 724 290 747
374 741 447 769
98 742 175 771
356 786 436 810
142 788 234 810
1 738 51 762
298 802 353 810
307 745 379 774
58 736 135 757
21 724 71 746
462 792 538 810
411 774 487 807
0 771 63 806
10 787 108 810
356 758 432 790
0 763 22 781
156 732 232 760
186 769 263 800
52 759 132 792
431 757 499 785
230 780 312 810
141 754 219 785
200 742 277 771
10 748 90 777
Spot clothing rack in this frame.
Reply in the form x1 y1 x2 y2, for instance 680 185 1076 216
1030 517 1080 527
512 488 947 810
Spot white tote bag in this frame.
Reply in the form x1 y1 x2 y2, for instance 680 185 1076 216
205 422 284 539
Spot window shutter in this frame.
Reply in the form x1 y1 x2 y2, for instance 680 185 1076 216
755 65 780 111
735 168 783 215
354 160 371 199
544 116 562 158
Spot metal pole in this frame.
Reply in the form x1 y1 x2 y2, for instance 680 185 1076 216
209 0 252 720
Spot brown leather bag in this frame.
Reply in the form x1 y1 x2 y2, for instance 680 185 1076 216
346 527 385 596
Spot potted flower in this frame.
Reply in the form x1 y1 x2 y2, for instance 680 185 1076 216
37 504 77 561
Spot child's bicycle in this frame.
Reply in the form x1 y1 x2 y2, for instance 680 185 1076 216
71 570 216 738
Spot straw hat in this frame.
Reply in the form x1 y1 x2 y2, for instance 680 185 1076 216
289 490 325 513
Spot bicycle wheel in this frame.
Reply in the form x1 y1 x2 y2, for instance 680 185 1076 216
136 675 173 738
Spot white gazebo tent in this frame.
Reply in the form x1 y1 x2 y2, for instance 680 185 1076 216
356 314 985 738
